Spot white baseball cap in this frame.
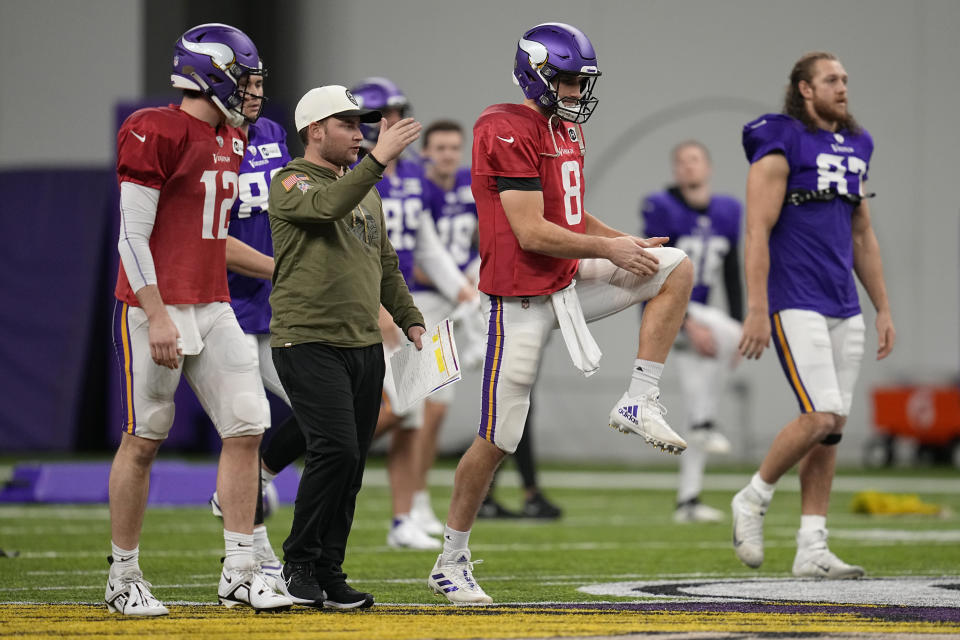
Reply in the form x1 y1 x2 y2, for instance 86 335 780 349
294 85 382 131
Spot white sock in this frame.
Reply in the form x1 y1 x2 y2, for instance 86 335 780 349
800 514 827 533
750 472 776 502
223 530 255 570
260 467 277 486
413 489 431 511
253 524 270 547
392 513 411 528
110 542 139 573
629 359 664 397
442 525 470 562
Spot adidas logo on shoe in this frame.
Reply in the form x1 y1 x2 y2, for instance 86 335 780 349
618 404 640 425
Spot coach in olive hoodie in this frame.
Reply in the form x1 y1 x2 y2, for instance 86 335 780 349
268 85 425 607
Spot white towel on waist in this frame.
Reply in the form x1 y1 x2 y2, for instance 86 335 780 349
550 280 602 377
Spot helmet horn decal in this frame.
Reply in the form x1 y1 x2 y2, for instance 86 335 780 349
179 38 236 71
518 38 549 69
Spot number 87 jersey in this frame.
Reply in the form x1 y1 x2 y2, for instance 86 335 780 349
472 103 586 297
115 105 246 306
742 113 874 318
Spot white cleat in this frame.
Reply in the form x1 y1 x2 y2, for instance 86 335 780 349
608 391 686 454
387 516 442 550
428 551 493 604
411 491 444 536
105 565 169 616
218 563 294 612
793 529 865 579
674 500 725 523
731 485 769 569
687 427 732 455
255 543 284 593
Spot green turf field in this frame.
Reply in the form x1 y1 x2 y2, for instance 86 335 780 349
2 463 958 607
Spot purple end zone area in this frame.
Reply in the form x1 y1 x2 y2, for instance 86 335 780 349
0 461 300 505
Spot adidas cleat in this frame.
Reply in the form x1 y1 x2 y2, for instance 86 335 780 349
428 550 493 604
608 391 686 454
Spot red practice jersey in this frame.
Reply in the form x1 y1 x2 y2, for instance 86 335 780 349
472 103 586 297
114 105 247 306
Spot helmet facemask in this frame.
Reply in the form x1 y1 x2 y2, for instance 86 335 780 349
539 67 599 124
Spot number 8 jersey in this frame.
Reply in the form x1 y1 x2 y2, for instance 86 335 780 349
114 105 246 306
742 113 874 318
472 103 586 297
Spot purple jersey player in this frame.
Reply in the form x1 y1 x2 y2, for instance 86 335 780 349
641 140 744 525
732 52 895 580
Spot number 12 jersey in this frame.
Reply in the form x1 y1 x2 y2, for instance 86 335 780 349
115 105 246 306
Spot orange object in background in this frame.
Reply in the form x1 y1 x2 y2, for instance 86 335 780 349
871 385 960 445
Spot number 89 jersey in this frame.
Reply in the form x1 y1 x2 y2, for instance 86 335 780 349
115 105 246 306
472 103 585 297
228 116 291 334
743 113 874 318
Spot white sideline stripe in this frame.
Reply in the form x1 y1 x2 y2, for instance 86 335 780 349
14 533 960 563
411 469 960 494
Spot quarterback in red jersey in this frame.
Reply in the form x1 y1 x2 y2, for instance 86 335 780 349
107 23 292 616
427 22 694 604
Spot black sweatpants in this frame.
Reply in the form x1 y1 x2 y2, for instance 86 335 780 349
273 341 384 586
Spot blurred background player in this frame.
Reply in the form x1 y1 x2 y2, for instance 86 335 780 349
351 77 476 550
412 121 563 523
107 23 292 615
640 140 743 523
734 51 895 578
427 22 693 604
408 118 483 534
207 67 293 589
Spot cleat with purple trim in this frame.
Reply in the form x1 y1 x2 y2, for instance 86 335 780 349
608 391 686 454
428 551 493 604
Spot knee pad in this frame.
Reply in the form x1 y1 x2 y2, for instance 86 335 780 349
232 391 269 427
143 402 176 436
821 433 842 446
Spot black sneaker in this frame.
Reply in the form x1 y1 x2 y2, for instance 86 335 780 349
521 492 563 520
279 561 323 606
322 581 374 610
476 495 521 519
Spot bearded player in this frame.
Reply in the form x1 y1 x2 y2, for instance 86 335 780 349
732 51 895 578
427 22 694 604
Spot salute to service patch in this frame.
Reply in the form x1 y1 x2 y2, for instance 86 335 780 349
281 173 310 191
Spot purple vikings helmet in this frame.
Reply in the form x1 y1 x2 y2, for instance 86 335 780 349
513 22 601 124
171 23 267 127
350 77 410 148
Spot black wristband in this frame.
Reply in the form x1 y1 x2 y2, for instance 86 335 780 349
367 152 386 169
